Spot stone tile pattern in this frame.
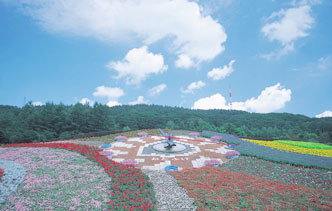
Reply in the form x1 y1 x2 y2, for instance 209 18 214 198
105 135 234 171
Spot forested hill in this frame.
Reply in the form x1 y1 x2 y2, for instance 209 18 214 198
0 103 331 144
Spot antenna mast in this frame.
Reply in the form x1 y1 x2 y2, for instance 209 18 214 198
229 85 232 110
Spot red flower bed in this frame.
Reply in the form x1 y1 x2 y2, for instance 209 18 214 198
1 143 155 210
170 166 332 211
0 167 4 182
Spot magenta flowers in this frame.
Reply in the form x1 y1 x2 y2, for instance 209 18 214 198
115 136 127 142
137 132 148 137
225 150 240 159
99 151 114 156
210 136 222 141
189 132 200 138
204 160 220 166
121 159 137 167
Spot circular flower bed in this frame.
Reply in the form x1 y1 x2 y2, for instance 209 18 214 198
165 165 178 172
204 160 220 167
121 159 137 167
115 136 127 142
189 132 200 138
210 136 222 142
137 132 148 137
100 144 111 149
226 151 240 159
99 151 114 156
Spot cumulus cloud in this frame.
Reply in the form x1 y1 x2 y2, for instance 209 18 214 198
93 86 124 100
107 101 121 107
207 60 235 80
315 110 332 118
79 98 94 106
7 0 227 65
192 83 292 113
32 101 44 106
107 46 167 85
192 93 228 110
128 96 148 105
261 4 314 58
148 84 167 96
175 54 194 69
243 83 292 113
181 81 206 94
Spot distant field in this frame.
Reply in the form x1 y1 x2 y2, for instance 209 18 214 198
244 138 332 157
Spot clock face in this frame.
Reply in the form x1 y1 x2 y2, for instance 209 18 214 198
102 135 237 171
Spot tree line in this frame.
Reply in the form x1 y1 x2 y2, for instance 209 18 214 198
0 103 331 144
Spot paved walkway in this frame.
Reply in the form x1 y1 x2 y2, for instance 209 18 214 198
105 135 233 171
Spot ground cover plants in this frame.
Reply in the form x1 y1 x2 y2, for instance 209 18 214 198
0 143 155 210
220 156 332 192
244 138 332 157
170 166 332 210
202 130 332 169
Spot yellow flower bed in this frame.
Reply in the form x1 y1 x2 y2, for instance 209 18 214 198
243 139 332 157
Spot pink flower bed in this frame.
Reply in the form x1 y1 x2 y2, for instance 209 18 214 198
189 132 200 137
99 151 114 156
137 132 148 137
121 159 137 167
226 151 240 159
210 136 222 141
115 136 127 141
204 160 220 166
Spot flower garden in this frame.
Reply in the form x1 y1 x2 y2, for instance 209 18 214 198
244 138 332 157
0 129 331 210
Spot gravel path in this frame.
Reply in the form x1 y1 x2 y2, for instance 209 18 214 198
142 169 196 211
0 159 25 204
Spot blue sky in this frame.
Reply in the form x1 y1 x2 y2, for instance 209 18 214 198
0 0 331 118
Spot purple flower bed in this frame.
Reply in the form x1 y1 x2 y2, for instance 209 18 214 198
0 147 111 210
202 130 332 169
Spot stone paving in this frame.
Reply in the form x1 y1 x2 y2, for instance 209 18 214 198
102 135 235 171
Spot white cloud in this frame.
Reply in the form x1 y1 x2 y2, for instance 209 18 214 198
9 0 227 64
79 98 94 106
243 83 292 113
181 81 206 94
32 101 44 106
175 54 194 69
107 101 121 107
93 86 124 99
107 46 167 85
262 5 314 58
315 110 332 118
192 93 228 110
192 83 292 113
148 84 167 96
128 96 148 105
207 60 235 80
317 55 332 70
